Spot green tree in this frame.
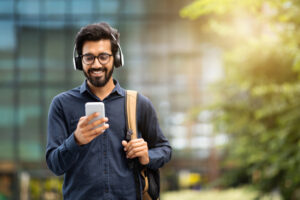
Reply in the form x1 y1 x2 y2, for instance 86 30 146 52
180 0 300 199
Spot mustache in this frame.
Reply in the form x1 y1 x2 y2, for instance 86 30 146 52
88 68 106 73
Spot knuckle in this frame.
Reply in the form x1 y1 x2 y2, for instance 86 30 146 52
92 121 98 126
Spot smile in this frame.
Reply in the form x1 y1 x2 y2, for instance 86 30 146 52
91 71 104 76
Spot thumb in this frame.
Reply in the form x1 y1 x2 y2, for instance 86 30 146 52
121 140 127 147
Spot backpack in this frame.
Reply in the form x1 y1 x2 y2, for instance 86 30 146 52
125 90 160 200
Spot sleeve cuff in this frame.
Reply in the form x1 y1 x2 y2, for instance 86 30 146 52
65 133 85 153
146 149 156 169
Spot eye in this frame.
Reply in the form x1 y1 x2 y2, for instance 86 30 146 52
98 54 109 61
85 54 94 61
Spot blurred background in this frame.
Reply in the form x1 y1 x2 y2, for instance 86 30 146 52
1 0 300 199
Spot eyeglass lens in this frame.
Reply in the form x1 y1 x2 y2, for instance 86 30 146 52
82 53 111 65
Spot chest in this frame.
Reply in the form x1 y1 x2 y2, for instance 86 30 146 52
64 95 127 139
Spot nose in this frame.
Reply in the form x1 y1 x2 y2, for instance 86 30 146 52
92 57 103 68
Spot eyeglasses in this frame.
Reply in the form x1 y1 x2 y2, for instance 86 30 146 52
81 53 113 65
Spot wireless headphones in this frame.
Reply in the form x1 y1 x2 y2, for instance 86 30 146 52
73 33 124 70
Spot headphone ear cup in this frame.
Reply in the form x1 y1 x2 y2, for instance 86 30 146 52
110 33 124 68
114 50 121 68
75 56 83 70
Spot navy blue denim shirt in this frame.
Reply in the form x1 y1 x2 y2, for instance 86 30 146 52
46 79 172 200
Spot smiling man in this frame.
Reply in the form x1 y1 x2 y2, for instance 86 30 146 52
46 22 172 200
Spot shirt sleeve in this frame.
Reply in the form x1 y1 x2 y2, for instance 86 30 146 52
45 95 87 176
137 94 172 170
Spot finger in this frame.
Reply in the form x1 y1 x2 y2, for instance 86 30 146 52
87 123 109 136
127 140 146 152
83 117 108 131
127 145 148 157
127 147 148 159
126 138 144 148
78 116 88 128
122 140 128 149
134 151 148 159
81 112 100 126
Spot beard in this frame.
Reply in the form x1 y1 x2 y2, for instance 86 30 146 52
83 66 114 87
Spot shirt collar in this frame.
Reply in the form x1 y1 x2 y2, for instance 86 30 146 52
80 79 125 97
112 79 125 96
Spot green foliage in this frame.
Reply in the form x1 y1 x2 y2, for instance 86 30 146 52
30 177 63 200
181 0 300 199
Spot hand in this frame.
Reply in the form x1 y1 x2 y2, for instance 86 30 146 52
74 112 109 146
122 139 149 165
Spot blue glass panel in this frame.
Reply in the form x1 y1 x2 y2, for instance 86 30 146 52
0 20 15 83
18 26 40 81
44 28 66 82
71 0 93 15
42 20 65 29
17 1 40 15
121 0 145 15
19 88 42 161
0 0 14 15
0 89 14 160
44 0 65 15
18 19 40 28
98 0 119 14
0 20 16 51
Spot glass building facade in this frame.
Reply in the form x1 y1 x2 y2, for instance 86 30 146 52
0 0 224 198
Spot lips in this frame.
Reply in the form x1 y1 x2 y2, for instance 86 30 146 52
91 71 104 76
89 68 106 77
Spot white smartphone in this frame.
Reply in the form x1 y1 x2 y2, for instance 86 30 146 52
85 102 105 129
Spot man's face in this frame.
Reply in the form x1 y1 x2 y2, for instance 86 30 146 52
82 39 114 87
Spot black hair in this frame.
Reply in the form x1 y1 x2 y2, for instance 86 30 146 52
75 22 120 57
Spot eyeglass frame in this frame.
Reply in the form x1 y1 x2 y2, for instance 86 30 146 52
80 53 113 65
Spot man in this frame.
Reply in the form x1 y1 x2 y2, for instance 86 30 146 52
46 22 172 200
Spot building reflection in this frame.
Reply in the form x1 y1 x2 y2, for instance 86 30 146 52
0 0 224 199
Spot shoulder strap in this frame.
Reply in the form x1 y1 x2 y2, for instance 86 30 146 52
125 90 138 140
125 90 142 200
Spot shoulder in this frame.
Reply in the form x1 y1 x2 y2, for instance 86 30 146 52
137 93 151 106
136 92 157 116
50 86 81 108
137 92 153 108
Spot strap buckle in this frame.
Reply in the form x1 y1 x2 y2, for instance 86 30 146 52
126 129 133 141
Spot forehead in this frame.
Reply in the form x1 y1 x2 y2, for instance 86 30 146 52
82 39 111 54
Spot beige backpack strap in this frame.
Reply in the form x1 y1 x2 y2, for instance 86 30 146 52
126 90 138 140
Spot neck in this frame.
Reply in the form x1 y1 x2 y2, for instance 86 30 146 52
87 78 115 101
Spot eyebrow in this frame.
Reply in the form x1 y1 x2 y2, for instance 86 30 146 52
82 52 111 55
